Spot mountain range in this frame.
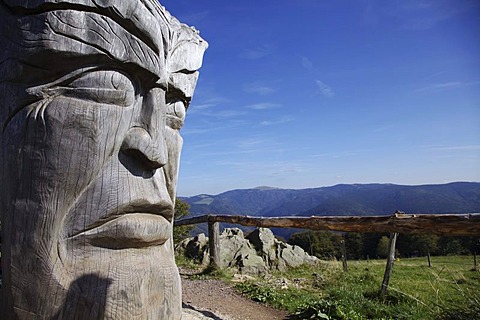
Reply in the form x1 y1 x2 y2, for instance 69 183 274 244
181 182 480 218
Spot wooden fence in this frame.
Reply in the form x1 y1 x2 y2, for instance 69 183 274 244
175 212 480 269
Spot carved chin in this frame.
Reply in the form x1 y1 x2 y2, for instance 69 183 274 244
50 237 181 319
49 255 181 319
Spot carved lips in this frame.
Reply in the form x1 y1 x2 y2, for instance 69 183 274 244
68 201 174 249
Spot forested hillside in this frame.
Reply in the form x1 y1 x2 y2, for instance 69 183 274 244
182 182 480 217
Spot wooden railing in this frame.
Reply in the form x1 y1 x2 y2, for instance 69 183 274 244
175 212 480 235
175 212 480 268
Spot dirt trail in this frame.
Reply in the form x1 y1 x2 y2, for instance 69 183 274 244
182 278 290 320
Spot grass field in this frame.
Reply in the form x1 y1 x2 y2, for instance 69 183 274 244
233 255 479 320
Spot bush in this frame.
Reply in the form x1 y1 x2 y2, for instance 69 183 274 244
173 198 193 244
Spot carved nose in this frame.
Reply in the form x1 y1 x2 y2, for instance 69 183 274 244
121 127 168 171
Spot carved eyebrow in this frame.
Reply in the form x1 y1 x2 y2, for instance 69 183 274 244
3 67 133 131
5 8 169 84
1 67 95 131
166 88 190 109
24 67 100 97
5 1 166 56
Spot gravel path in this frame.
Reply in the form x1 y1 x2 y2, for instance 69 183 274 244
182 278 290 320
182 307 221 320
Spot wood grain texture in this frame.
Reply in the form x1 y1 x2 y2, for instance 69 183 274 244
0 1 207 319
207 222 221 269
380 233 398 298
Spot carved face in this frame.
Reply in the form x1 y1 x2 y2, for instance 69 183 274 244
0 1 206 319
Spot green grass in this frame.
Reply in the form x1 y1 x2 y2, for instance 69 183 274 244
233 256 480 320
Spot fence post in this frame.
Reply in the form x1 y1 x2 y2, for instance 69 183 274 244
380 232 398 299
474 251 478 271
208 220 221 269
341 239 348 272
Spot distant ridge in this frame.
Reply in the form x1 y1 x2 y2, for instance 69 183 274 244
253 186 280 190
181 182 480 217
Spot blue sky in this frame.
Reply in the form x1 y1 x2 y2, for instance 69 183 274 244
161 0 480 196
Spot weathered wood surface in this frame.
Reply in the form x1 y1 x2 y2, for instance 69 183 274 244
340 239 348 272
175 213 480 236
0 1 207 319
474 251 478 271
208 222 221 269
380 233 398 299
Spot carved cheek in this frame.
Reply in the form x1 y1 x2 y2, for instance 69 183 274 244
40 97 134 193
164 126 183 200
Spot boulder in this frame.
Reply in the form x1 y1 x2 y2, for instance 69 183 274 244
176 233 209 265
219 228 267 274
277 243 317 270
177 228 317 274
246 228 277 268
247 228 275 253
246 227 317 271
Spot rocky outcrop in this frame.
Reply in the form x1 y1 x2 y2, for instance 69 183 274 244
176 228 317 274
219 228 267 274
177 233 209 264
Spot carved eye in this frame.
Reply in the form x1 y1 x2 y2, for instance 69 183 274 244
48 70 136 107
165 86 189 130
166 100 186 130
170 101 186 120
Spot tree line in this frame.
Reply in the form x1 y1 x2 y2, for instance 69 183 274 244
288 230 480 260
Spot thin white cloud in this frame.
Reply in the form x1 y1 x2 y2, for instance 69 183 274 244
372 124 396 133
423 71 446 80
300 56 313 70
181 127 215 135
213 159 306 176
238 138 267 149
269 166 304 176
425 145 480 160
189 96 229 113
209 110 247 119
259 161 309 176
244 82 276 95
312 150 364 159
245 102 281 110
414 81 479 93
192 103 216 110
236 137 285 154
198 143 286 159
429 145 480 152
260 116 294 126
240 45 274 59
385 0 480 30
182 120 249 136
315 80 334 97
